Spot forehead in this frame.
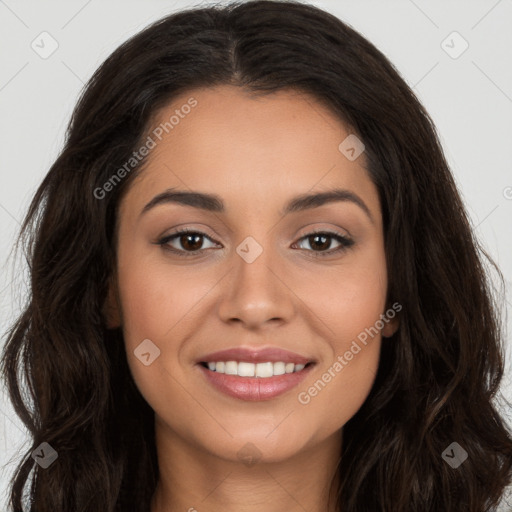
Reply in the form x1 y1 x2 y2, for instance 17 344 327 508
122 85 380 222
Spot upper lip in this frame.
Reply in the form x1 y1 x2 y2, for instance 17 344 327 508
198 347 314 365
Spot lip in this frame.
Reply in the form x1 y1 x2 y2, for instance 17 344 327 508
197 347 313 365
198 362 314 401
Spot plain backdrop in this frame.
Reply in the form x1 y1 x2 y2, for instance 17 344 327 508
1 0 511 509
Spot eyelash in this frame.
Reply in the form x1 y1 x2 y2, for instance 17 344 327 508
156 228 354 258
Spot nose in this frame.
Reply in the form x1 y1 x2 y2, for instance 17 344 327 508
217 238 296 330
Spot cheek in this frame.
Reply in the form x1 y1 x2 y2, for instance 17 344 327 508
115 256 207 421
117 254 213 348
296 272 384 440
298 341 381 442
293 250 387 435
116 253 224 402
301 249 388 347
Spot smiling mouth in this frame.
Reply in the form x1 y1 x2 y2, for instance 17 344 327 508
200 361 314 378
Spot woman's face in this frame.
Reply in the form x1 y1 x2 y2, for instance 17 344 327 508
109 84 398 464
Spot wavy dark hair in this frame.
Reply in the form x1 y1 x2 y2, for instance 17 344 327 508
1 1 511 510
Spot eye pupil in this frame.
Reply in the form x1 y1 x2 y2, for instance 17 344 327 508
181 233 203 251
310 234 330 251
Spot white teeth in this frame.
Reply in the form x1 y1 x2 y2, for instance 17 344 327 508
273 362 285 375
204 361 308 377
225 361 238 375
255 362 273 378
238 361 255 377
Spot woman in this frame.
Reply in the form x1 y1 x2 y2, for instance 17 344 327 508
1 1 511 510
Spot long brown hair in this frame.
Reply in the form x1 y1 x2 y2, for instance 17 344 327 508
1 1 511 510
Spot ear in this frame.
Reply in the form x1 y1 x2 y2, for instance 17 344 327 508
381 308 400 338
102 276 121 329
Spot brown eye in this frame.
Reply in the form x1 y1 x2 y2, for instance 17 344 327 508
157 229 218 256
294 231 354 256
179 232 204 251
306 233 331 251
156 229 354 258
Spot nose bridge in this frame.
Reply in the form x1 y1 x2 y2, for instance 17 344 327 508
217 232 294 327
236 234 279 290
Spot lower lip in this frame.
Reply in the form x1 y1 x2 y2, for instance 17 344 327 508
198 364 314 401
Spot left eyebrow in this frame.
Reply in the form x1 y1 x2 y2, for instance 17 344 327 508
139 187 374 224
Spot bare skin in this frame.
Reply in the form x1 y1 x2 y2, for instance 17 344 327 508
105 84 399 512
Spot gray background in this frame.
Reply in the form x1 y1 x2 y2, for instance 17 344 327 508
1 0 511 509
